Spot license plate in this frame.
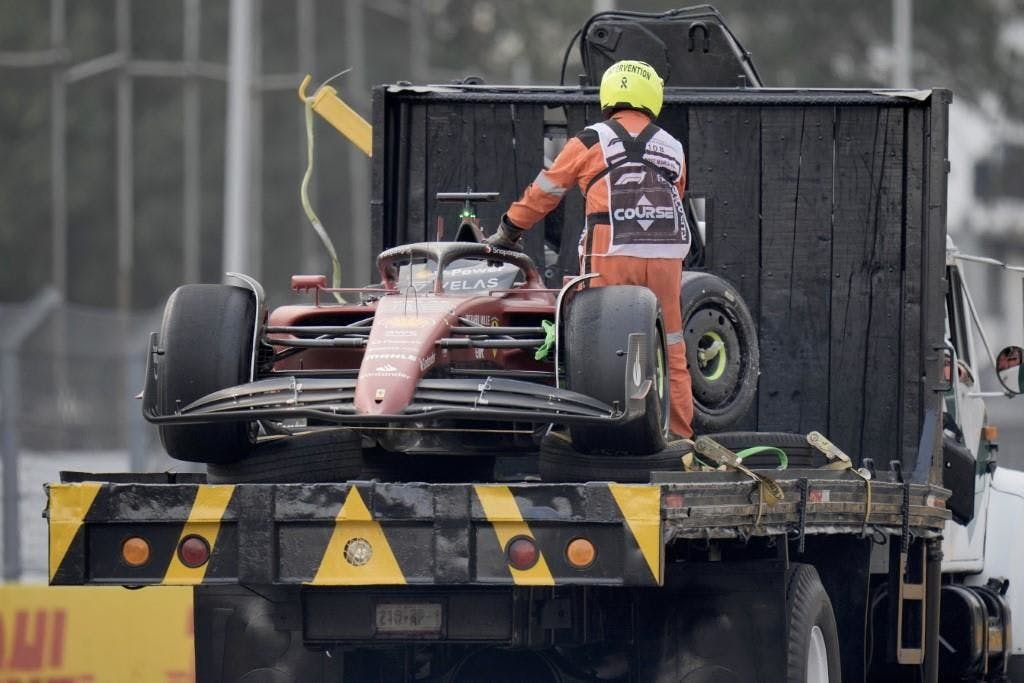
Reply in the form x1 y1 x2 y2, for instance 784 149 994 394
375 603 443 636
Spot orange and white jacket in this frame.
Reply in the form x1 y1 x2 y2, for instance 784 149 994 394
506 109 687 260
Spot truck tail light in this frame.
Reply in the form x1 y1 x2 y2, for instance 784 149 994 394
565 538 596 569
506 537 539 571
178 535 211 568
121 536 151 567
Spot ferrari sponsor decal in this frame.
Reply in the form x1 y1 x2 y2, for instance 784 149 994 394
385 316 432 328
310 486 405 585
380 329 419 338
48 483 102 582
366 353 419 362
608 484 663 585
473 485 554 586
163 485 235 585
366 371 412 379
420 353 436 371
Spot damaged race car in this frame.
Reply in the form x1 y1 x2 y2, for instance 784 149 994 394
142 198 759 483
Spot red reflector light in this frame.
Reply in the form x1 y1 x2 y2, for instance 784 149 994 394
506 537 539 571
177 535 211 568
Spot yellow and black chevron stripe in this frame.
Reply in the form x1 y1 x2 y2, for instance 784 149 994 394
48 481 663 587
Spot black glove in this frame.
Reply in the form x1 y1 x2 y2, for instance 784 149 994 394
483 215 526 252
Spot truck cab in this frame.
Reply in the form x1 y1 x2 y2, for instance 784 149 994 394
939 238 1024 678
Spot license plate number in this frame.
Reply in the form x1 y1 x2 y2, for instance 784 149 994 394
375 603 443 635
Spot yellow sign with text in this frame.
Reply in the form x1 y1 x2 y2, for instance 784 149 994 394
0 584 193 683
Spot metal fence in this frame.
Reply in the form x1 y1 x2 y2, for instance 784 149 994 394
0 294 175 581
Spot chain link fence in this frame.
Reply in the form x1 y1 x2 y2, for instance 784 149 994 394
0 293 181 581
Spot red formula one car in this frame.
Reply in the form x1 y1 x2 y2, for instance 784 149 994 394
143 203 758 482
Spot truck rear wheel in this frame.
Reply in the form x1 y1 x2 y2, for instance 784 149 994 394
157 284 257 464
681 271 759 432
787 564 841 683
563 285 669 455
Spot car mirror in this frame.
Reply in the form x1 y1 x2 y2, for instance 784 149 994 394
995 345 1023 395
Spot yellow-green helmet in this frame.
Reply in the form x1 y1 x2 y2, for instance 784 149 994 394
599 60 664 118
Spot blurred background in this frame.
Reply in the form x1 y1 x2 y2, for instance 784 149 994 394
1 0 1022 582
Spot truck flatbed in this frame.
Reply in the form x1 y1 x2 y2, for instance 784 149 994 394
46 470 948 588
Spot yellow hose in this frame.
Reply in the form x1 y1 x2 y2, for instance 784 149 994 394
300 82 345 302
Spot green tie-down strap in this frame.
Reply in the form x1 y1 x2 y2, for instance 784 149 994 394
735 446 789 470
534 320 556 361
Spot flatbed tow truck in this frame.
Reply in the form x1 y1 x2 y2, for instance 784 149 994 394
45 8 1024 682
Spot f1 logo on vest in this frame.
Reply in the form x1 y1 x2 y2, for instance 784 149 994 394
614 170 647 186
612 194 676 230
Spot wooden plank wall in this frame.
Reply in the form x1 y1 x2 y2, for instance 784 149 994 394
376 93 935 466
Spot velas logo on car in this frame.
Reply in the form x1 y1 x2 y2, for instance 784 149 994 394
612 194 674 230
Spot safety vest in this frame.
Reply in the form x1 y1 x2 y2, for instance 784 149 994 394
585 119 690 259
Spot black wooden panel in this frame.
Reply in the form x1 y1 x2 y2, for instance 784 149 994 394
757 106 834 433
373 88 947 480
920 90 952 485
552 103 602 281
370 87 388 257
406 102 428 244
424 103 464 242
829 106 905 460
500 103 547 266
687 105 762 429
901 108 926 471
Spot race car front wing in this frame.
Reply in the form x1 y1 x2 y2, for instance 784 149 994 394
142 332 653 428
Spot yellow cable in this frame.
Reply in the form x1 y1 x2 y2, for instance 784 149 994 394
301 89 345 302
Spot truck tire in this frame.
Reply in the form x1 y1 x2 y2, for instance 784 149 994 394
681 271 759 432
564 285 669 455
157 284 257 464
708 432 826 469
538 432 691 483
786 564 841 683
207 429 363 483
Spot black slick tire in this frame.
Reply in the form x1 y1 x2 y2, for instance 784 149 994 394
156 284 257 464
786 563 842 683
707 431 826 469
207 429 363 484
563 285 669 455
538 432 691 483
681 271 759 432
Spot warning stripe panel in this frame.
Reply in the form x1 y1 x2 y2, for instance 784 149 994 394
473 485 554 586
48 483 102 584
49 480 664 587
472 483 662 586
308 485 406 585
162 485 235 584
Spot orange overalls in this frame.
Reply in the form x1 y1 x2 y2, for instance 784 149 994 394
506 109 694 438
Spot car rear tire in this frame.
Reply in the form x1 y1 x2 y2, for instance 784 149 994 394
786 564 842 682
563 285 669 455
156 284 257 464
207 429 363 483
681 271 759 432
538 432 691 483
